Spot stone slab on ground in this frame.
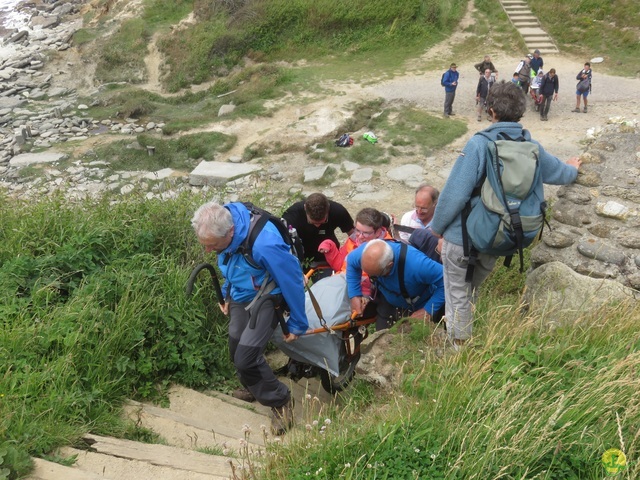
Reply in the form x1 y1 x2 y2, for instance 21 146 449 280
9 152 67 167
189 161 261 186
142 168 185 180
387 164 423 184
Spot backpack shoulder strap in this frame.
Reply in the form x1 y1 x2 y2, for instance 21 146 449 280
240 210 270 269
397 242 411 304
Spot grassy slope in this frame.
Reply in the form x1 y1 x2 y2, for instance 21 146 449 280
531 0 639 77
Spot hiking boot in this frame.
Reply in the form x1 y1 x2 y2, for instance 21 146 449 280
232 387 255 403
583 107 588 113
572 108 580 112
477 115 482 122
270 398 294 436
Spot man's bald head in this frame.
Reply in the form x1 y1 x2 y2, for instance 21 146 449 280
361 239 394 277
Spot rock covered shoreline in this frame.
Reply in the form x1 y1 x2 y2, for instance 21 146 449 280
0 0 186 199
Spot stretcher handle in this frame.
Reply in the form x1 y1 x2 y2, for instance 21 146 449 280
186 262 224 306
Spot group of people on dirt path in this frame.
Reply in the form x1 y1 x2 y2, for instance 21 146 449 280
441 51 593 122
191 81 582 437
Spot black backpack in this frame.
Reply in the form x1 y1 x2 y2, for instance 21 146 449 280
441 72 446 86
239 202 305 269
335 133 353 147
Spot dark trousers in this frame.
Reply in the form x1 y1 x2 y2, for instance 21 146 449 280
229 296 290 408
373 293 445 331
520 81 530 95
540 95 553 117
444 91 456 115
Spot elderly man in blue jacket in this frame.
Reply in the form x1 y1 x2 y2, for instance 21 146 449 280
191 201 308 435
346 239 445 331
430 81 582 350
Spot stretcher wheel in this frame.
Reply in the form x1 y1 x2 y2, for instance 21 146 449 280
319 332 362 394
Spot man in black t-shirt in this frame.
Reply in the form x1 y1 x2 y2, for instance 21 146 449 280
282 193 354 269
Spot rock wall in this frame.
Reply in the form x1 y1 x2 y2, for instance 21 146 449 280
530 118 640 290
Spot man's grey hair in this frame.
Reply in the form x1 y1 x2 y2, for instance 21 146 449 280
191 201 234 239
415 183 440 203
363 239 394 270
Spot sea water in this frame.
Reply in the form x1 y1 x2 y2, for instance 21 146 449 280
0 0 29 37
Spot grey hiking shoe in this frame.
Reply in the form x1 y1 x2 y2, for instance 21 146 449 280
270 398 294 436
232 387 255 403
583 107 588 113
572 108 581 112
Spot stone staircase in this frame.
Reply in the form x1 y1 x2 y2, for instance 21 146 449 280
500 0 559 54
26 380 334 480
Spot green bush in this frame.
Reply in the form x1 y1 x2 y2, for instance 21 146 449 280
0 191 235 475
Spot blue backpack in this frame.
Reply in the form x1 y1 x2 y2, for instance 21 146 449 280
461 131 547 280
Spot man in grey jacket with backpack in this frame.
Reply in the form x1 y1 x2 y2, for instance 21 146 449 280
430 81 582 350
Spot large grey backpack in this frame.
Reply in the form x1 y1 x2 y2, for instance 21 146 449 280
461 131 547 281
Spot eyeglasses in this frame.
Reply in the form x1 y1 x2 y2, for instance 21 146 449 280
414 205 433 213
355 228 376 238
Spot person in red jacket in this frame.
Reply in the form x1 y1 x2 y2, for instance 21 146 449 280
318 208 392 296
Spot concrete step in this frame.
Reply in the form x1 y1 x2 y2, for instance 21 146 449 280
527 45 559 53
27 380 339 480
522 32 553 39
124 385 271 450
504 9 532 15
500 0 560 54
59 435 234 480
512 20 540 27
509 12 535 18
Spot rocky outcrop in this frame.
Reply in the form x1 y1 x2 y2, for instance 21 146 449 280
530 118 640 290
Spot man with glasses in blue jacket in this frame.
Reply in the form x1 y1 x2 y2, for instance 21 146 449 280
191 200 308 435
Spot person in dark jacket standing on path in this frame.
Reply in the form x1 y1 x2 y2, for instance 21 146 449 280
442 63 459 118
476 68 494 121
539 68 559 121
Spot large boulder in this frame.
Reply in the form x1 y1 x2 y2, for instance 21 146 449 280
523 261 639 313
